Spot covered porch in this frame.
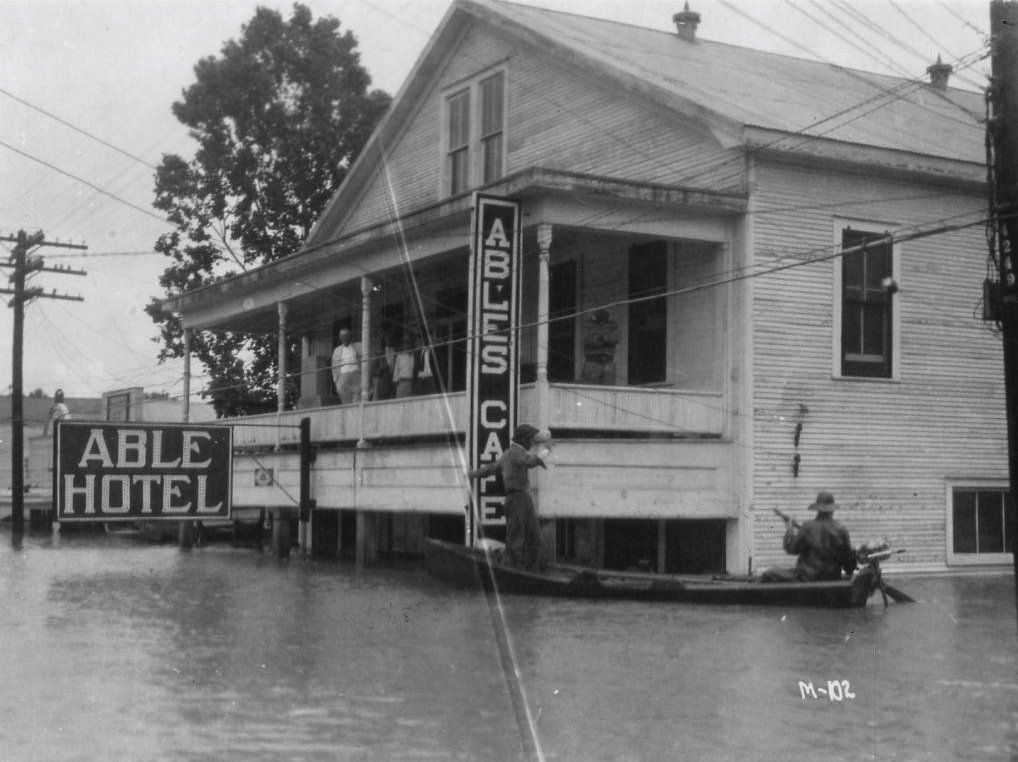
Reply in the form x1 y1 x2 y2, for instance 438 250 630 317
164 170 749 570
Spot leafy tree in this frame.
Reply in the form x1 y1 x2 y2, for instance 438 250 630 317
27 388 46 398
147 3 390 416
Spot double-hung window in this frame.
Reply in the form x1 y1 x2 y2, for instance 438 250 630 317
948 484 1014 565
837 225 896 379
444 70 506 195
447 89 470 196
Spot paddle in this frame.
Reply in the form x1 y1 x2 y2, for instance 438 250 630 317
881 583 916 603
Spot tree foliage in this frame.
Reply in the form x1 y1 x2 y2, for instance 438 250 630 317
147 3 390 416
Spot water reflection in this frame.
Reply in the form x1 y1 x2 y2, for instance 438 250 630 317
0 534 1014 761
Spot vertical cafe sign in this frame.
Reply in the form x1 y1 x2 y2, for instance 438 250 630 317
55 422 232 522
466 194 521 539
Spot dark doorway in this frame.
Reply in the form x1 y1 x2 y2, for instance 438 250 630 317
433 287 468 392
549 260 577 382
603 519 657 571
665 520 726 574
427 513 466 544
628 242 668 384
311 510 339 556
339 509 357 555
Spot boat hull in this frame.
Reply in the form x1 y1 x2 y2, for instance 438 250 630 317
423 538 873 608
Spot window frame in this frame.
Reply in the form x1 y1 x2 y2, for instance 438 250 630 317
831 219 901 381
441 66 507 197
946 480 1015 566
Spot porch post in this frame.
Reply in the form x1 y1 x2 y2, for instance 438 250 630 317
276 301 288 451
536 224 553 435
359 276 373 448
182 327 192 424
178 326 195 550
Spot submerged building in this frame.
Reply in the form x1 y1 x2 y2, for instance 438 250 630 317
161 1 1004 573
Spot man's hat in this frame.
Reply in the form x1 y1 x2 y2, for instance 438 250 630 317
513 423 540 442
810 491 838 514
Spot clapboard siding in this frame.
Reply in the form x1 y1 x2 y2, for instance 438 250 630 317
749 160 1000 569
338 22 744 234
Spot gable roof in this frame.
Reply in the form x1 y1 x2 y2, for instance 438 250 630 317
309 0 982 249
479 0 983 162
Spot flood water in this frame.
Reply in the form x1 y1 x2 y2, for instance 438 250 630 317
0 533 1015 761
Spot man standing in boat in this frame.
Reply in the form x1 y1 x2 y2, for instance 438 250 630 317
761 491 856 582
468 424 548 571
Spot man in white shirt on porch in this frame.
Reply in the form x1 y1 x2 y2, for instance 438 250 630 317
331 328 362 404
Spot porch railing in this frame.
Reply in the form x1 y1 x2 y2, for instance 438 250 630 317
226 384 725 448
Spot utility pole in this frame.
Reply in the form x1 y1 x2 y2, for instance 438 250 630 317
988 1 1018 622
1 230 86 540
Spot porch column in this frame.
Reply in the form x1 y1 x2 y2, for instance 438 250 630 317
277 301 288 413
178 326 195 550
536 223 553 435
276 301 288 451
359 276 373 447
182 327 192 423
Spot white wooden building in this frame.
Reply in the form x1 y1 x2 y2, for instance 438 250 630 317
161 0 1004 573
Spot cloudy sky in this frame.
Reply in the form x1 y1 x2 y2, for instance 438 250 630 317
0 0 990 402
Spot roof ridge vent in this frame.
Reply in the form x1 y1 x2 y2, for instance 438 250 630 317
673 2 701 42
926 54 952 90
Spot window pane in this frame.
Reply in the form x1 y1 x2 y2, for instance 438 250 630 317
953 489 977 553
866 246 891 289
977 491 1005 553
481 73 504 135
449 148 469 195
843 251 864 290
842 302 862 356
447 90 469 148
482 134 502 183
862 302 887 356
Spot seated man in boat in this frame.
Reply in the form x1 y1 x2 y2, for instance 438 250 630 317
761 492 857 583
468 424 548 572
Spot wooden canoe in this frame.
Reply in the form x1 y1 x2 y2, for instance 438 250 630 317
423 538 896 608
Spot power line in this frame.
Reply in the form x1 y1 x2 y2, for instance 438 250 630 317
0 138 168 224
0 86 159 170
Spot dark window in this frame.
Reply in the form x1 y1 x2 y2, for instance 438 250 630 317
447 89 470 195
841 228 892 378
106 393 131 422
433 287 468 392
480 72 504 184
628 241 668 384
952 487 1014 555
549 260 577 382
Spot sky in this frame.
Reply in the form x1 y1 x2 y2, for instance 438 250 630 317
0 0 991 402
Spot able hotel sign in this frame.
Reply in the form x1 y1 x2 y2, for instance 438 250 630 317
55 422 232 521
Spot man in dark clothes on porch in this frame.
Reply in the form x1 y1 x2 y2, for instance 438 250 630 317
761 491 857 582
468 424 548 571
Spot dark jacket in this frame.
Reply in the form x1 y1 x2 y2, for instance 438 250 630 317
783 516 856 581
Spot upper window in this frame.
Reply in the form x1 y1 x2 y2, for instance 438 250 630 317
444 70 505 195
837 225 897 379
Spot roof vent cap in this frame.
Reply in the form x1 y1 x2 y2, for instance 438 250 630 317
926 54 952 90
673 2 701 42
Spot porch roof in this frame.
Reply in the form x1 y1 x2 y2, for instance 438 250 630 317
160 167 746 331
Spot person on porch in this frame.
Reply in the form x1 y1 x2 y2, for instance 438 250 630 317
391 333 417 398
467 424 549 571
331 327 362 404
581 309 620 385
761 491 857 582
415 335 437 395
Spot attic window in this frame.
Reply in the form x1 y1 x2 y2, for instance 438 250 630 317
444 69 506 195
